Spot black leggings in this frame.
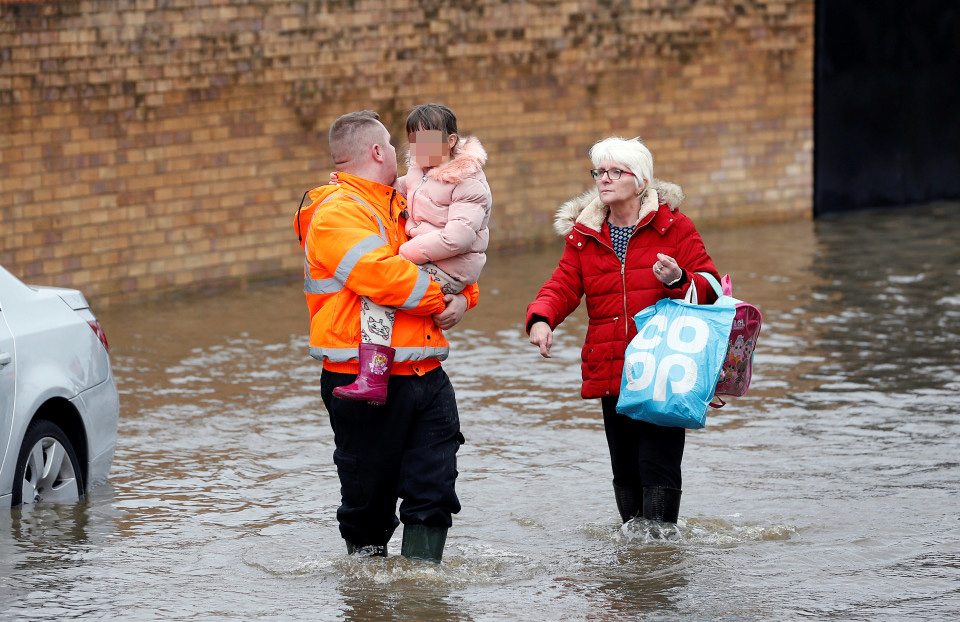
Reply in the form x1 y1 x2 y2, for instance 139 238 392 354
601 396 685 490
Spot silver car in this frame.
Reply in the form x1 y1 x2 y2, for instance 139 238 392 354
0 265 119 507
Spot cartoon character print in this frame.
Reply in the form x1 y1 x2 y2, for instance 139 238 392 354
725 334 756 391
720 334 748 387
422 265 462 295
365 317 391 342
730 334 747 363
368 352 390 376
718 304 761 396
734 337 755 390
358 298 395 344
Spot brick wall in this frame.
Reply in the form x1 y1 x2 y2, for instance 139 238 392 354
1 0 813 305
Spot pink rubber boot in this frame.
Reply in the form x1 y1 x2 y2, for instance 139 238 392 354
332 343 395 406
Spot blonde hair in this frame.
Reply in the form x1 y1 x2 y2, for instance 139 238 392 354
588 137 654 190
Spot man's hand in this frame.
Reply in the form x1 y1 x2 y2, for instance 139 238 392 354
529 321 554 358
432 293 468 329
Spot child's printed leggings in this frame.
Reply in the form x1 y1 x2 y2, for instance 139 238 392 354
360 262 465 346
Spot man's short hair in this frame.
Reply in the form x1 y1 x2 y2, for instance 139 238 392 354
329 110 384 165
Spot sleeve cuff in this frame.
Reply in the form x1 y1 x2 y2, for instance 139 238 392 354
527 314 549 333
666 269 687 289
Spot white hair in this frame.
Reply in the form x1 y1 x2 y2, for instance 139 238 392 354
588 137 654 190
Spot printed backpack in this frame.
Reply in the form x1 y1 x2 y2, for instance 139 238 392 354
713 275 762 398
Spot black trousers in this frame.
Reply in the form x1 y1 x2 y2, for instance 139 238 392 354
601 396 685 490
320 367 463 547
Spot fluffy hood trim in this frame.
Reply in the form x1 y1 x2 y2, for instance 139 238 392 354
553 179 685 236
405 136 487 184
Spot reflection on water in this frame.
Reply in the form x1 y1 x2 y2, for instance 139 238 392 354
2 204 960 620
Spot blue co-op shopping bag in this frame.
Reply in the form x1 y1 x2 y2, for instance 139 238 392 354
616 289 736 429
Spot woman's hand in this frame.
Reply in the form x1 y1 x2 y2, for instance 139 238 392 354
653 253 682 284
329 171 340 185
529 321 554 358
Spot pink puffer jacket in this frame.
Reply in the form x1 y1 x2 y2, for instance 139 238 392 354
397 136 493 284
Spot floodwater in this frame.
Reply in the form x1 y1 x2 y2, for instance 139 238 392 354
3 203 960 621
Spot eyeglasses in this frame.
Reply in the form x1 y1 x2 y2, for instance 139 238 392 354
590 169 636 180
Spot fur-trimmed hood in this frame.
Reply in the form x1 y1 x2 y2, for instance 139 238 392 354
405 136 487 184
553 179 685 236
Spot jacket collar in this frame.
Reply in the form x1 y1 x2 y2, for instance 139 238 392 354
553 179 685 236
328 172 405 217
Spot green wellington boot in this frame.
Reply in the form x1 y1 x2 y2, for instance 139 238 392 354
400 524 448 563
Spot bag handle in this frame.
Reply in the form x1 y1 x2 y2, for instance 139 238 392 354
684 272 725 305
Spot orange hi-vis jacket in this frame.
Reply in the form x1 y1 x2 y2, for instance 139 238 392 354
296 173 478 376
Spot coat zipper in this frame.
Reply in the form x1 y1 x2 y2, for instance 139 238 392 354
408 174 428 220
580 225 631 340
621 262 628 339
390 188 402 246
619 221 650 339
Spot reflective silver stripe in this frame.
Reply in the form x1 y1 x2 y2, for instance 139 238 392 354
303 194 344 295
397 268 433 310
303 192 388 295
341 193 388 241
304 256 342 295
310 345 449 362
334 235 389 285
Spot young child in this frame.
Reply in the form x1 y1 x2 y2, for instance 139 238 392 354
334 103 493 405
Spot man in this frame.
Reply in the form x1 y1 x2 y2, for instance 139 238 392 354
297 110 476 563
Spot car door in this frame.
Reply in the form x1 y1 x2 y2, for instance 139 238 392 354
0 302 15 470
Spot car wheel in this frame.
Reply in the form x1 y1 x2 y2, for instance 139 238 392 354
12 420 84 506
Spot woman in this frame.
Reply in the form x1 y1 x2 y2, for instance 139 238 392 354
526 136 720 525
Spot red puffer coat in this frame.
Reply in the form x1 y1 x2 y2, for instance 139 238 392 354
525 180 719 399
